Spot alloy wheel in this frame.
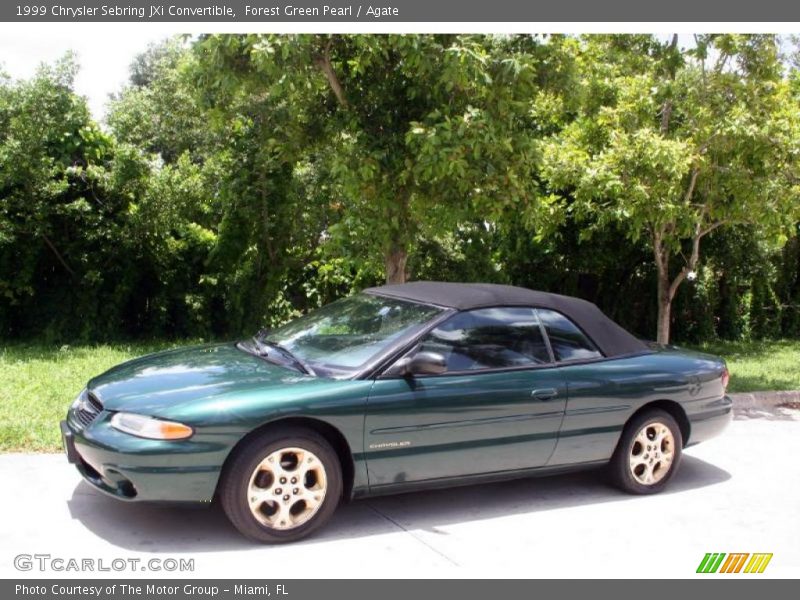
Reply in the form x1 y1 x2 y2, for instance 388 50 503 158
247 446 327 530
628 422 675 485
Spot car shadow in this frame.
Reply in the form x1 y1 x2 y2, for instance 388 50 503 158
67 454 730 553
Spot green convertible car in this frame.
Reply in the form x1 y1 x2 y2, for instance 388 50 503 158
61 282 732 542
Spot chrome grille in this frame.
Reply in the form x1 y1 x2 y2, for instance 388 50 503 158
75 392 103 428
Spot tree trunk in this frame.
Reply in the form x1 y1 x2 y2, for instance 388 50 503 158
656 280 672 345
653 228 673 345
655 244 672 344
653 219 714 344
385 244 408 285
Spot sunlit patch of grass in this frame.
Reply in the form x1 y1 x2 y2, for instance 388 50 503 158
0 341 198 452
689 339 800 394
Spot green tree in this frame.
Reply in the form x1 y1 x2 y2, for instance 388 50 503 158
107 38 209 164
194 34 568 284
541 34 800 343
1 55 222 340
0 56 112 314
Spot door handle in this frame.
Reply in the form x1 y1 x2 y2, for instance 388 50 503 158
531 388 558 400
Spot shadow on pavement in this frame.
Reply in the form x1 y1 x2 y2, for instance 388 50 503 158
67 454 730 553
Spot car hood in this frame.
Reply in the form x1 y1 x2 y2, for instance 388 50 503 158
88 343 318 414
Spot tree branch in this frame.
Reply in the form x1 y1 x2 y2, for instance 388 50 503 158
653 225 667 277
313 40 347 108
700 220 726 237
42 234 76 278
666 215 724 301
714 51 731 74
683 168 700 204
667 242 697 302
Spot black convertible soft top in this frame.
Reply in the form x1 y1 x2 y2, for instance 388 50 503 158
365 281 649 358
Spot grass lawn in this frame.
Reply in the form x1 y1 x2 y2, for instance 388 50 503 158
688 339 800 394
0 341 193 453
1 338 799 453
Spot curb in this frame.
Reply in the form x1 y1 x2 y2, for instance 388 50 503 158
729 391 800 420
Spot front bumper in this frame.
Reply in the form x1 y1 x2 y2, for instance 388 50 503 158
61 411 236 503
60 420 80 464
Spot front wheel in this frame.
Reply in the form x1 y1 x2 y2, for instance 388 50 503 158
609 409 683 494
219 428 342 543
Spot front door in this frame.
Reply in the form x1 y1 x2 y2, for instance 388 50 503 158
364 307 567 488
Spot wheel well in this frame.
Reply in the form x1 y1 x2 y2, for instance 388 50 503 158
216 416 355 501
629 400 691 446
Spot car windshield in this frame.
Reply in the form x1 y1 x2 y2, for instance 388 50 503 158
254 293 443 376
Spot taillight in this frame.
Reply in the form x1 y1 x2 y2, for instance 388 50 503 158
721 367 730 392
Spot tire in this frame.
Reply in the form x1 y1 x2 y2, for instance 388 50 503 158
219 427 342 543
609 409 683 495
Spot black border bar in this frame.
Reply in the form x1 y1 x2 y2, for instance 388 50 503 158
3 0 800 22
3 580 797 599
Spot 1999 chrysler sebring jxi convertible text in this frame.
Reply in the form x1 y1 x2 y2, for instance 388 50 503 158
61 282 732 542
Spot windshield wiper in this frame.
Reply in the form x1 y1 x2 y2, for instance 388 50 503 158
251 336 315 376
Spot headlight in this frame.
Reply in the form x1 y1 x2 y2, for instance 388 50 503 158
110 412 194 440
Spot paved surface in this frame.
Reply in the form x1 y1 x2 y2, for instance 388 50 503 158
1 414 798 579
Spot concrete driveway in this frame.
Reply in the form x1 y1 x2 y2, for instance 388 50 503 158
1 414 798 579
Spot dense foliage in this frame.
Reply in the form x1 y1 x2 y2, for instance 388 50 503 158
1 34 799 344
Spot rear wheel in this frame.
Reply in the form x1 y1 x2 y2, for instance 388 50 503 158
219 428 342 543
609 409 682 494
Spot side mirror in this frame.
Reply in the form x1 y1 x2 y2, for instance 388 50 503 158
394 351 447 377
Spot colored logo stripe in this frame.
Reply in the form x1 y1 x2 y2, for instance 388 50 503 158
696 553 773 574
697 553 726 573
744 553 773 573
720 553 749 573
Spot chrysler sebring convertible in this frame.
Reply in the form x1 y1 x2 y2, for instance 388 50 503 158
61 282 732 542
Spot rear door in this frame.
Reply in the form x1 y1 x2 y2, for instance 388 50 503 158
364 307 567 488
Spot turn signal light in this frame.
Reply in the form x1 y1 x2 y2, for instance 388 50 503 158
110 412 194 440
721 367 730 392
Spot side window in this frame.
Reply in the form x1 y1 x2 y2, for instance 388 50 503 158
536 309 603 361
416 307 551 372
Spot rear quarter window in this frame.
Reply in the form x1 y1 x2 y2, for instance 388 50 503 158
536 308 603 362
